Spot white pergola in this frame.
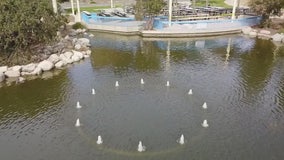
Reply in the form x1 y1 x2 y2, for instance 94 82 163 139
51 0 239 24
51 0 80 21
167 0 239 26
231 0 238 19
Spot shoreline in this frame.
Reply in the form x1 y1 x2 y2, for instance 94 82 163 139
1 20 284 87
0 26 95 86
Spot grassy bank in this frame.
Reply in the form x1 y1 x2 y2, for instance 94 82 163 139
196 0 231 8
65 5 121 13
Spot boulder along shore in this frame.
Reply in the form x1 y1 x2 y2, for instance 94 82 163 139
0 25 95 86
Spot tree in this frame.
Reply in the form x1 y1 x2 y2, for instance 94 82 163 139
0 0 66 54
134 0 166 29
249 0 284 20
143 0 166 16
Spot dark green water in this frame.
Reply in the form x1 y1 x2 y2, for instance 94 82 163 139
0 33 284 160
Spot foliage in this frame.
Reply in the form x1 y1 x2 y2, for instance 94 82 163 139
143 0 166 16
134 0 166 20
72 22 86 29
249 0 284 28
195 0 230 8
249 0 284 18
0 0 66 54
64 6 120 13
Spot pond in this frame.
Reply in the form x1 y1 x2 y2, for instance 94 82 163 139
0 33 284 160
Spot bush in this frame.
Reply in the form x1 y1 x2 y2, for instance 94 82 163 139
0 0 66 54
72 22 86 30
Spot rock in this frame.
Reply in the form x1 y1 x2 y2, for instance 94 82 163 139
72 50 84 59
22 63 36 72
5 70 20 78
72 38 78 45
6 78 18 86
55 61 64 68
0 72 5 82
71 55 81 62
242 27 252 35
18 77 25 83
64 35 70 40
21 72 33 76
41 72 54 80
77 38 90 47
67 22 76 26
59 54 67 60
89 34 94 37
64 51 73 59
44 46 53 55
75 29 83 33
47 54 60 64
86 50 92 55
69 30 77 37
38 60 54 71
249 31 258 37
74 44 82 50
260 30 271 35
0 66 8 73
65 58 74 64
272 33 284 42
52 42 65 54
10 65 22 72
59 54 68 63
60 54 73 64
31 67 42 75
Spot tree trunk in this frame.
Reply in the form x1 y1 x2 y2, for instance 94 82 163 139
145 16 154 30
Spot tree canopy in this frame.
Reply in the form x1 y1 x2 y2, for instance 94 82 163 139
0 0 66 54
249 0 284 18
134 0 166 20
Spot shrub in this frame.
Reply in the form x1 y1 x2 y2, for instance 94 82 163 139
0 0 66 54
72 22 86 30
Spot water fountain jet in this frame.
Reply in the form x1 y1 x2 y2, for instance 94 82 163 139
75 118 81 127
137 141 146 152
76 101 82 109
178 134 185 145
115 81 119 87
202 120 209 128
141 78 145 85
188 89 193 95
166 81 170 87
97 135 103 144
202 102 207 109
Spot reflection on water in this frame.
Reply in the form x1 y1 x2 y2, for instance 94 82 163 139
0 33 284 160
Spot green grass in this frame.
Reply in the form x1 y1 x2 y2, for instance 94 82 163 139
195 0 231 8
64 5 122 13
